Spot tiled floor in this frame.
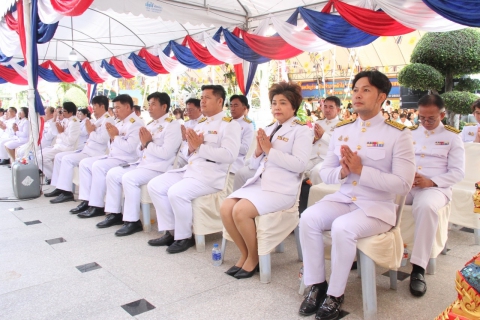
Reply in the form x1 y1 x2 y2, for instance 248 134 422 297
0 165 478 319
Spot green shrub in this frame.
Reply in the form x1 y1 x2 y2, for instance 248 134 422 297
398 63 443 91
441 91 478 115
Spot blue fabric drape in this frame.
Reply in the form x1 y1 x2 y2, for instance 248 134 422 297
0 49 12 63
128 52 158 76
167 41 206 69
422 0 480 27
298 8 378 47
74 62 96 84
31 0 45 115
101 60 122 78
36 19 58 44
212 28 222 42
38 65 62 82
222 28 270 64
0 78 7 84
244 63 257 96
89 83 97 104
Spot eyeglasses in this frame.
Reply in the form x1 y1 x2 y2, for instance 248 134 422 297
418 116 438 124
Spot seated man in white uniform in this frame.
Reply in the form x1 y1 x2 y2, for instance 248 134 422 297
177 98 203 168
95 92 182 235
229 94 254 178
5 107 30 161
407 94 464 297
36 102 81 183
460 99 480 143
0 107 18 165
298 70 415 320
45 96 114 204
147 85 241 253
74 94 143 218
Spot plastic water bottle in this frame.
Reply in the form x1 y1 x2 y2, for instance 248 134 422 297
28 151 33 162
401 244 409 267
212 243 222 266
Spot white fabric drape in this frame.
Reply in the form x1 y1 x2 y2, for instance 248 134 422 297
65 62 85 83
37 0 63 24
0 20 20 57
9 62 28 80
92 61 110 81
157 47 188 74
204 33 243 65
121 54 140 76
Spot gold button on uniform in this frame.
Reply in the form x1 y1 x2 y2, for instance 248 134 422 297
361 128 366 132
418 166 422 170
421 154 425 158
189 162 192 165
352 196 357 201
352 181 357 186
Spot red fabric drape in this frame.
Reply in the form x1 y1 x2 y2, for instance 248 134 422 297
41 60 75 82
240 30 303 60
137 48 169 74
325 0 414 36
38 117 45 146
82 62 105 83
50 0 94 16
109 57 134 79
0 65 27 85
17 1 27 62
5 11 18 31
233 64 246 95
182 36 223 66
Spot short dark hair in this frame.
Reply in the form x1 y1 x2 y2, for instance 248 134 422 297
229 95 249 109
472 99 480 113
147 92 171 112
134 105 142 113
112 94 134 109
417 94 444 110
62 102 77 114
324 96 341 107
21 107 28 119
392 110 399 114
399 113 407 119
78 108 91 118
8 107 17 113
268 82 303 116
386 100 391 105
352 70 392 98
91 95 109 112
201 85 226 106
185 98 200 108
173 108 184 119
0 108 4 113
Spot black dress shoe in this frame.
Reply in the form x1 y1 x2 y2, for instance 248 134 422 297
96 214 123 228
44 188 63 198
225 266 242 277
315 295 344 320
410 272 427 297
0 159 10 165
50 193 74 204
115 220 143 235
299 283 328 316
166 237 195 253
45 178 51 185
78 207 105 218
233 263 259 279
70 201 89 214
148 231 174 246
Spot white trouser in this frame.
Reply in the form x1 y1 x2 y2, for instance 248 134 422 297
308 160 324 185
16 143 28 159
36 147 65 179
52 151 89 192
105 166 161 220
4 139 25 155
232 165 256 192
147 171 218 240
0 137 14 159
300 201 391 297
406 188 448 269
78 156 124 207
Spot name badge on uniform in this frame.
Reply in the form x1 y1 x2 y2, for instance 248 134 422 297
208 130 218 134
367 141 384 147
338 135 348 142
157 125 164 133
277 135 289 142
469 132 475 136
435 141 449 145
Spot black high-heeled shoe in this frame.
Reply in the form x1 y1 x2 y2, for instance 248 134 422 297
233 263 259 279
225 265 242 277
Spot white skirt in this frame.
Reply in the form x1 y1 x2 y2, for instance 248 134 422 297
228 179 296 215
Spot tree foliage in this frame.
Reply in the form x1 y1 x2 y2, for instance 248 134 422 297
454 77 480 93
441 91 478 115
64 87 88 107
398 63 443 91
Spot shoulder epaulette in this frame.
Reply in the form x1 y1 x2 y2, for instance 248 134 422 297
385 119 407 131
222 116 233 122
335 119 355 128
198 117 207 124
129 118 136 123
294 119 306 126
243 116 252 124
105 114 110 118
465 123 477 126
408 125 419 130
72 118 78 122
147 120 154 126
445 125 461 134
165 117 174 123
266 121 276 127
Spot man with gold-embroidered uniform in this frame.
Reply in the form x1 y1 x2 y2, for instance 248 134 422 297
95 92 182 235
229 95 254 175
461 99 480 143
407 94 464 297
35 102 81 181
45 96 114 204
73 95 144 218
147 85 241 254
298 71 415 320
177 98 203 168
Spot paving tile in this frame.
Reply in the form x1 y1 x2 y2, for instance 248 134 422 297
121 299 155 316
24 220 42 226
460 227 474 233
8 206 23 211
381 270 410 281
45 237 67 245
76 262 102 273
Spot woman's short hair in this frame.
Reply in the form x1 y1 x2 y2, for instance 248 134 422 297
173 108 184 119
268 82 303 116
472 99 480 113
78 108 91 119
21 107 28 119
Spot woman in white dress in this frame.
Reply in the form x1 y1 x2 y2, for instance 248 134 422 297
5 107 30 161
220 82 312 279
173 108 185 125
76 108 91 150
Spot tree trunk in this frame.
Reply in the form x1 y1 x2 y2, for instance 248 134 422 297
445 71 460 128
445 71 454 92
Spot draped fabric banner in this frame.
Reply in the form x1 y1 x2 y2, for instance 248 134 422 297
0 20 19 60
120 54 140 76
240 29 302 60
422 0 480 27
81 61 105 83
223 28 270 64
137 48 169 74
168 40 207 69
41 61 75 82
109 57 134 79
50 0 94 16
37 0 63 24
74 62 96 84
31 0 45 115
101 59 122 78
0 65 27 85
129 52 158 76
158 47 188 74
204 32 243 65
182 36 223 66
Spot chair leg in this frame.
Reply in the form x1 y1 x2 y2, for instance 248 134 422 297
475 229 480 245
299 274 306 295
141 203 151 232
294 225 303 261
426 258 436 275
221 237 227 263
259 254 272 284
441 243 448 255
72 183 76 196
195 235 206 253
275 242 285 253
357 250 362 278
389 270 397 290
359 250 377 320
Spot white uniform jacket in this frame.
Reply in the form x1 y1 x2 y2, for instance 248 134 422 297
82 113 116 157
184 116 201 130
171 111 241 189
135 114 182 172
13 118 30 144
1 118 16 139
410 123 465 200
461 123 479 143
231 116 255 174
320 112 416 226
107 112 144 162
41 118 57 148
77 120 89 149
307 117 340 170
245 116 312 196
53 116 81 151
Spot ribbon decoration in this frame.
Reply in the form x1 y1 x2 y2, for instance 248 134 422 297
422 0 480 27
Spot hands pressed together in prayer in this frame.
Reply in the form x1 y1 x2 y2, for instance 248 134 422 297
139 127 153 149
85 119 96 134
105 122 119 141
56 122 65 133
412 172 435 188
313 123 325 143
255 128 273 157
181 124 186 141
12 123 18 132
340 145 363 179
186 128 204 154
